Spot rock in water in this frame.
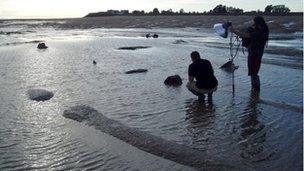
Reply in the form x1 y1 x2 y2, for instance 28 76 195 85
173 39 187 44
152 34 159 38
37 43 48 49
125 69 148 74
27 89 54 101
220 60 239 72
118 46 150 50
164 75 182 86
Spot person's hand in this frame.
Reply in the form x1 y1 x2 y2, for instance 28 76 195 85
229 25 235 33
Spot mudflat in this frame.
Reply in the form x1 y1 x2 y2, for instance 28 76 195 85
59 15 303 33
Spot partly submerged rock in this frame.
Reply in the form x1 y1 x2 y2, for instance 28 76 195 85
37 43 48 49
164 75 182 86
27 89 54 101
145 34 158 38
152 34 159 38
118 46 150 50
125 69 148 74
173 39 187 44
220 60 239 72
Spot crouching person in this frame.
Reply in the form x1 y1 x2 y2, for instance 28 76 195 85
186 51 218 102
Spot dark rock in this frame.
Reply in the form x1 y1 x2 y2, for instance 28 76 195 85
220 60 239 72
118 46 150 50
37 43 48 49
164 75 182 86
125 69 148 74
152 34 159 38
93 60 97 65
27 89 54 101
173 39 187 44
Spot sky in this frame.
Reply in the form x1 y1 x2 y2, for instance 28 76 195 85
0 0 303 19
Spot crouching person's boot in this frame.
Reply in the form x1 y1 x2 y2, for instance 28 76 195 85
251 75 260 91
198 94 205 102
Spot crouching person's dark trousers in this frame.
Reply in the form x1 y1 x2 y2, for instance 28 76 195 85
186 81 217 101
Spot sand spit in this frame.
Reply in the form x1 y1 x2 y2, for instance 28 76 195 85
63 105 250 170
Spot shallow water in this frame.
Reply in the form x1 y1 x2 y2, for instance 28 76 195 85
0 20 302 170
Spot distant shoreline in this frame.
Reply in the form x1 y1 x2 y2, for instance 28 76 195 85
69 15 303 33
0 15 302 34
84 12 303 18
0 13 302 21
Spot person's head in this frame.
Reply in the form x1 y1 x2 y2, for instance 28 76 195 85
190 51 201 62
253 16 269 41
253 16 266 28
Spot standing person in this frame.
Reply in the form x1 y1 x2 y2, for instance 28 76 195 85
229 16 269 91
186 51 218 102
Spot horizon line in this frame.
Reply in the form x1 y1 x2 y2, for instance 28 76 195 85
1 12 303 20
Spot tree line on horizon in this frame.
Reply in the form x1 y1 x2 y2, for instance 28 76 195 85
85 4 295 17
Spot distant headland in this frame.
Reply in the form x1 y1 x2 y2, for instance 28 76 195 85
85 4 302 17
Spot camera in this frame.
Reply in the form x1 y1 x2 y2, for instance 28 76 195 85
222 22 232 29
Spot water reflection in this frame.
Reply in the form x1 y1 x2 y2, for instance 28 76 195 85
185 100 215 121
185 100 216 145
240 90 266 160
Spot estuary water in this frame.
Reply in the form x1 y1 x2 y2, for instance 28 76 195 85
0 19 302 170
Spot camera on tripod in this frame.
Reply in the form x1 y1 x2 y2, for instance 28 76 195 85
222 22 232 30
213 21 232 38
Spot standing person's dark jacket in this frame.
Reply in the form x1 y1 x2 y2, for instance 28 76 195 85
188 59 218 89
249 27 267 51
247 27 267 76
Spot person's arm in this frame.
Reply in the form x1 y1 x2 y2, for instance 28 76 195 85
188 65 195 83
207 60 214 74
229 25 250 38
188 76 194 83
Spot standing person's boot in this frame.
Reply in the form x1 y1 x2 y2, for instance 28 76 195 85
251 75 260 91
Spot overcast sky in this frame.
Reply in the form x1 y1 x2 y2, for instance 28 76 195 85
0 0 302 19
